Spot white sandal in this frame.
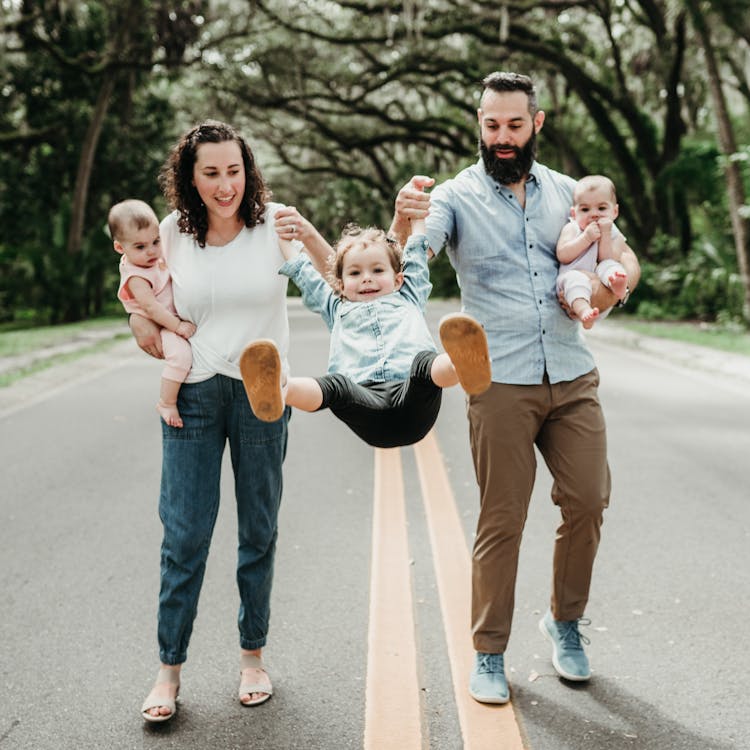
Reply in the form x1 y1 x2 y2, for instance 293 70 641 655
239 653 273 706
141 666 180 723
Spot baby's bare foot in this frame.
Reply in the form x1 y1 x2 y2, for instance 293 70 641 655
157 401 183 428
580 306 600 329
608 271 628 300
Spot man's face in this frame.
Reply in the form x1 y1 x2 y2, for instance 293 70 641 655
477 90 545 185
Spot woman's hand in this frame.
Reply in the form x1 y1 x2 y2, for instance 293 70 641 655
275 204 334 277
130 313 164 359
274 205 317 246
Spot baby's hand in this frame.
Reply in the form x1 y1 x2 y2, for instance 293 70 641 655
176 320 197 339
597 217 613 234
583 222 602 242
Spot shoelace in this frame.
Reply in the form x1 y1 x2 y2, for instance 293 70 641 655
557 617 591 651
476 653 504 674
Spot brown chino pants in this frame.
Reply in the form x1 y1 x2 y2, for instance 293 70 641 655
468 368 611 654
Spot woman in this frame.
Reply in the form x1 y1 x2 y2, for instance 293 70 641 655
132 120 324 721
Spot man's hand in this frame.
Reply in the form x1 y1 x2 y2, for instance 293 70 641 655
390 175 434 245
559 244 641 319
130 313 164 359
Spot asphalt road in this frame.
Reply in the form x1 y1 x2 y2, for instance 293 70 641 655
1 301 748 750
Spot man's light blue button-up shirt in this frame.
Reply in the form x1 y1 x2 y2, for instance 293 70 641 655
279 235 437 383
425 160 595 385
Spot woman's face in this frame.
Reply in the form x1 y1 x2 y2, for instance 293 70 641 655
192 140 246 224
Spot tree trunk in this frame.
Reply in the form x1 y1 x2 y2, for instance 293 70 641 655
65 71 116 256
687 0 750 322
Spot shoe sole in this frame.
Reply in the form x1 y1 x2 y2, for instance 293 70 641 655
439 313 492 395
468 687 510 704
538 618 591 682
239 340 284 422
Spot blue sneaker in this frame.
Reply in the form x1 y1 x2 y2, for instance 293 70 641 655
539 609 591 681
469 652 510 704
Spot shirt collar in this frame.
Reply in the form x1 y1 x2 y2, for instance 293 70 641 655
476 158 541 189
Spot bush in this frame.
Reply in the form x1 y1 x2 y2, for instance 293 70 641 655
630 234 743 322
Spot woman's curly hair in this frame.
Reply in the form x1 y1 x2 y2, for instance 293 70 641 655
159 120 270 247
329 224 403 296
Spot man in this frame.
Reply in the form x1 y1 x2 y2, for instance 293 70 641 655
392 71 640 704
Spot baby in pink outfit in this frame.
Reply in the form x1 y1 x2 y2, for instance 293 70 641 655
109 199 194 427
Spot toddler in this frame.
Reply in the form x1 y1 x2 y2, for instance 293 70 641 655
239 217 491 448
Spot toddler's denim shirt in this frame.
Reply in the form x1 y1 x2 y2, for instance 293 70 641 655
279 234 436 383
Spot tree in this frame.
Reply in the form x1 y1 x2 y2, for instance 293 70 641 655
190 0 694 258
685 0 750 322
0 0 210 321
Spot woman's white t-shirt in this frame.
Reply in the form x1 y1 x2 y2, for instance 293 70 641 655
160 203 292 384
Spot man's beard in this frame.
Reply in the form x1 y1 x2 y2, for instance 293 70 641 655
479 131 537 185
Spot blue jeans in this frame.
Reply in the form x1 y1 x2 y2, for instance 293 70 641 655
157 375 290 665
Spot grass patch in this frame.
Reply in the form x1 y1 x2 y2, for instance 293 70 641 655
0 334 128 387
620 319 750 356
0 317 127 358
1 314 749 390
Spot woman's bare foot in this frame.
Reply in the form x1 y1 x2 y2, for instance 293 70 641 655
141 665 181 722
239 649 273 706
157 400 183 428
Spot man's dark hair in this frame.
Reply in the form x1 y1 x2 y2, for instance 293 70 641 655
481 72 538 115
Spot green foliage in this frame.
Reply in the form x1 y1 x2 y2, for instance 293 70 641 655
633 237 744 322
2 0 749 322
427 250 460 299
0 0 189 323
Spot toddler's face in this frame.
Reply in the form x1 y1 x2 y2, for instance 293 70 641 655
339 244 403 302
117 223 162 268
572 186 618 229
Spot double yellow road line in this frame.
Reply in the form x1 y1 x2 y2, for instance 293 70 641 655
365 431 526 749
